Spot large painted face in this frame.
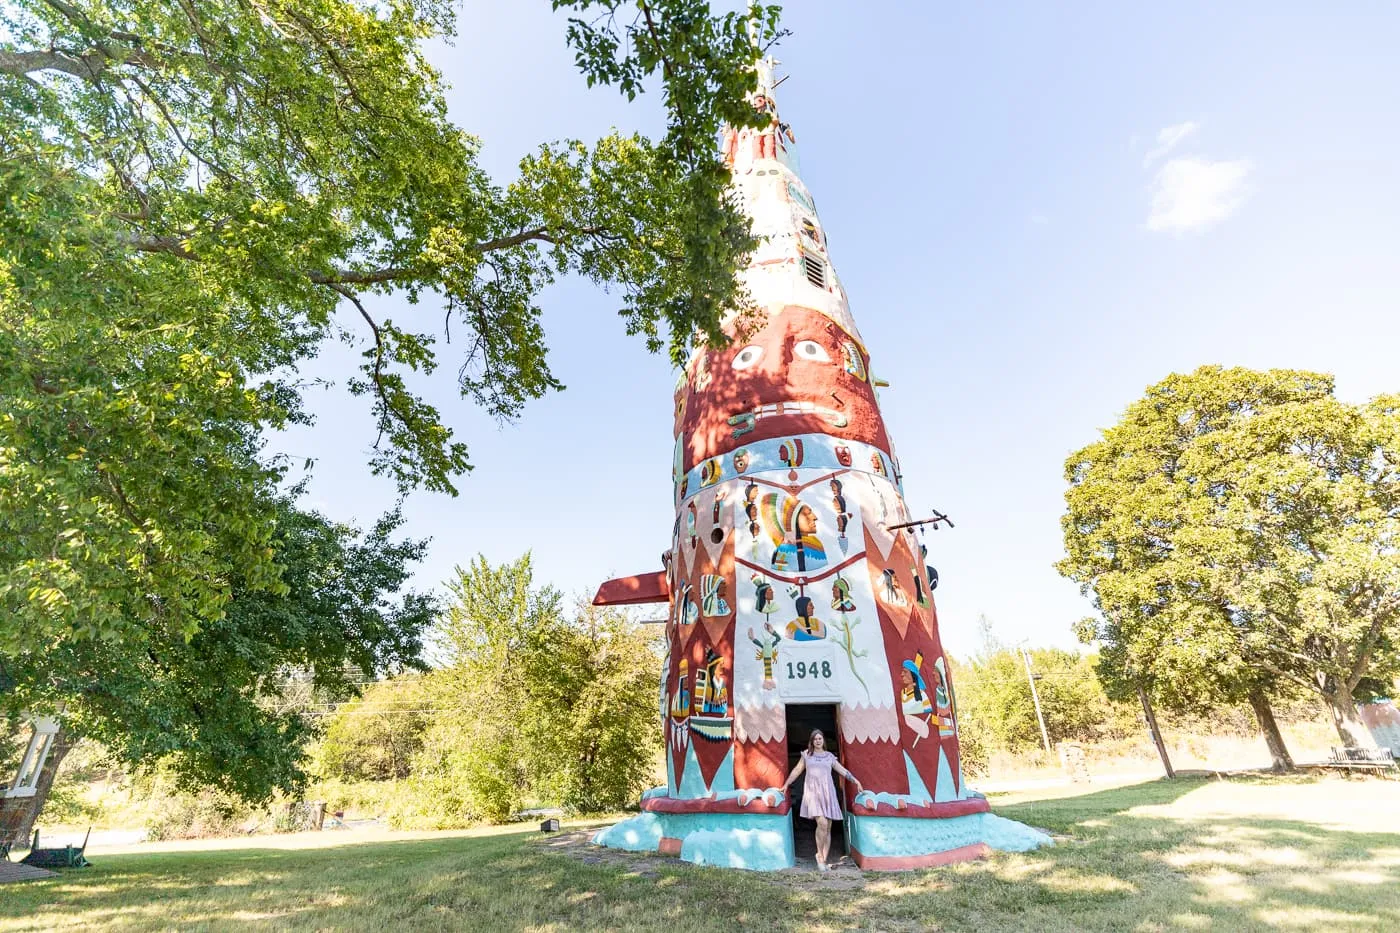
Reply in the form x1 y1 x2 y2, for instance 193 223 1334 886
796 504 818 536
677 305 889 474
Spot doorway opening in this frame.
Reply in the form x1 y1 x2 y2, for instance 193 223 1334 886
784 703 848 864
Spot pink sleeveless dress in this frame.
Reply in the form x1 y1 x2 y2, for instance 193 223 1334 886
799 751 844 820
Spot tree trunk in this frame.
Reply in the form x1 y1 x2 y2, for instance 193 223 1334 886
0 728 74 848
1247 689 1294 772
1323 680 1370 748
1137 686 1175 779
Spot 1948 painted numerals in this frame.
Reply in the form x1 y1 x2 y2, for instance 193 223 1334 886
785 660 832 680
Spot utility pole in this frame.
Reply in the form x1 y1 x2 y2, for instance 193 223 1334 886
1019 645 1052 754
1137 684 1175 779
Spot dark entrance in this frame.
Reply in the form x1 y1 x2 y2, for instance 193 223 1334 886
784 703 847 864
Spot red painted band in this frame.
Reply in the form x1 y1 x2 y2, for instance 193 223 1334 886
849 842 990 871
847 797 990 819
640 795 791 816
734 550 868 587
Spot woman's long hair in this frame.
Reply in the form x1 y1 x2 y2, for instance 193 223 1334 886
806 729 828 755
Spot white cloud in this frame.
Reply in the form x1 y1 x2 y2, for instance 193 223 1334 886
1143 121 1200 167
1146 157 1253 234
1029 212 1049 226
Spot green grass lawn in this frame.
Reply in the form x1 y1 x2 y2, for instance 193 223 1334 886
2 775 1397 932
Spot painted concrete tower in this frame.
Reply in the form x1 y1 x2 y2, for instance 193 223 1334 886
593 60 1049 871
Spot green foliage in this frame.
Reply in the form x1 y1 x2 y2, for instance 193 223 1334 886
2 492 437 803
1060 366 1400 743
143 787 260 841
390 555 659 825
954 647 1136 755
3 0 777 819
541 603 662 813
1 0 780 658
312 678 431 783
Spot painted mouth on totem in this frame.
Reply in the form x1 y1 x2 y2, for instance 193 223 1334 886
727 400 848 436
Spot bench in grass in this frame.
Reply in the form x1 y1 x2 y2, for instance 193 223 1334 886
1327 747 1397 776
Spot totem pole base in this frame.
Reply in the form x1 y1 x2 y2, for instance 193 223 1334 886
845 804 1053 871
592 792 797 871
592 790 1052 872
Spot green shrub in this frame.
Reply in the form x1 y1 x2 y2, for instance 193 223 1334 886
145 789 263 841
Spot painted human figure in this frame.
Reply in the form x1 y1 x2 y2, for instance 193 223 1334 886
702 575 731 617
933 657 956 737
752 573 780 617
699 649 728 716
785 595 827 641
669 659 691 748
900 652 933 742
764 494 827 572
744 481 761 550
830 575 857 613
679 581 700 628
911 567 929 607
831 479 850 553
748 623 782 690
880 568 908 607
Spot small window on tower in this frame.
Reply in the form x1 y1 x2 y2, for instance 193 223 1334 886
802 250 826 289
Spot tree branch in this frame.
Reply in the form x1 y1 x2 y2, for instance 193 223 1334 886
127 224 608 284
323 283 405 451
0 47 121 79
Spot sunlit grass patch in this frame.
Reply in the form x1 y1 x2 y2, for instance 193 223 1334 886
1 775 1396 932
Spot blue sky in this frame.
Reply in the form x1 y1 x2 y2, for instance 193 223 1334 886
276 2 1400 657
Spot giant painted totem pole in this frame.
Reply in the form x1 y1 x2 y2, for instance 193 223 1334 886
593 60 1049 871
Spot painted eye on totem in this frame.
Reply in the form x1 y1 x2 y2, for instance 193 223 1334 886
793 340 831 363
732 345 764 370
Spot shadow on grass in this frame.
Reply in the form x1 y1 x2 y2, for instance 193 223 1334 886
3 778 1397 932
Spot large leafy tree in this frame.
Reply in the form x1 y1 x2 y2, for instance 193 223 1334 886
1 0 779 826
1062 367 1400 753
0 493 437 844
1173 387 1400 745
1 0 780 653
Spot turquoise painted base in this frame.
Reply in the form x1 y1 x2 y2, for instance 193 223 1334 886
592 810 796 871
848 811 1053 861
591 812 665 852
593 797 1051 872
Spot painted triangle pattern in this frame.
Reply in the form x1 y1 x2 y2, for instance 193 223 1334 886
709 747 737 796
678 743 708 798
934 746 959 803
903 751 933 806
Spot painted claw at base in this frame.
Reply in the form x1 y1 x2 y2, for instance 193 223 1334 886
728 412 756 438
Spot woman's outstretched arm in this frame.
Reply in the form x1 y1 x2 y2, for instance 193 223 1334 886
832 760 864 791
782 755 806 790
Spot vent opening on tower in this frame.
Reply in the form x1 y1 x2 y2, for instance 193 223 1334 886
802 250 826 289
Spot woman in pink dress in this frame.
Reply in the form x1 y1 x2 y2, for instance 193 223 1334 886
782 729 863 871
